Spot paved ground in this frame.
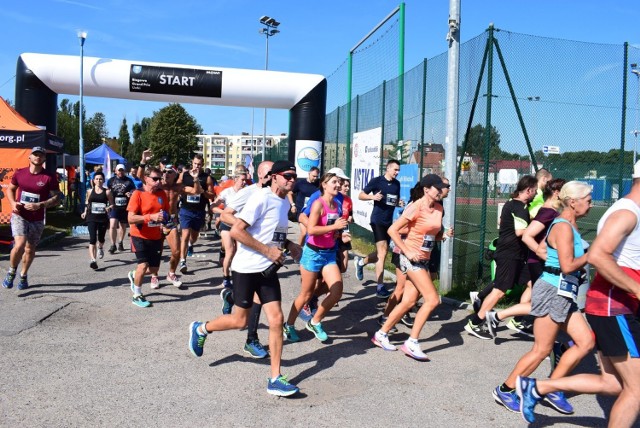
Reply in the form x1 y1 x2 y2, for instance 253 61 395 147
0 224 627 427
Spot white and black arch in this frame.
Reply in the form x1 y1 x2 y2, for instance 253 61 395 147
14 53 326 174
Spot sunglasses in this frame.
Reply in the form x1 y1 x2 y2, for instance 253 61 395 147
147 176 162 182
442 184 451 189
278 173 297 181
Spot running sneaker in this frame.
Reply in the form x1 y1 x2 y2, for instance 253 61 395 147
353 256 364 281
485 310 500 338
187 245 194 257
544 391 574 414
221 288 234 315
97 247 104 259
519 318 535 336
221 277 232 288
377 315 398 334
132 294 151 308
17 275 29 290
306 320 328 342
376 285 392 299
506 318 527 334
90 260 98 270
298 304 313 323
516 376 542 424
108 244 117 255
400 339 429 361
469 291 481 313
150 276 160 289
400 313 414 327
167 272 183 288
3 271 16 289
464 319 492 340
282 323 300 342
117 242 125 252
549 341 563 374
371 330 397 351
178 260 188 274
244 340 268 359
492 386 520 413
189 321 207 357
127 270 136 288
267 374 299 397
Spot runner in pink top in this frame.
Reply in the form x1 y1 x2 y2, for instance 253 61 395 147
284 172 347 343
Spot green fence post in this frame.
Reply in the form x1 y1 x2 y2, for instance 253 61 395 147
619 42 629 195
419 58 427 177
381 80 387 174
397 2 405 144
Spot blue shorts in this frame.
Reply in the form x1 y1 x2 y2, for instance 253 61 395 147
300 244 337 273
179 208 205 231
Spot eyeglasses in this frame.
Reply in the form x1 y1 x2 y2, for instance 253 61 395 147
277 173 297 181
147 176 162 182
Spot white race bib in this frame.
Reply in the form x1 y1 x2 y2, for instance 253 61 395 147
386 194 398 206
326 213 339 226
420 234 436 252
271 227 287 248
91 202 106 214
115 196 127 206
186 194 201 203
20 191 40 204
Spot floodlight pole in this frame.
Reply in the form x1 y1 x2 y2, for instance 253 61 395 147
259 16 280 162
78 30 87 212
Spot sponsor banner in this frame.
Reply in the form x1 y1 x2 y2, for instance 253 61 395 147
392 164 419 222
294 140 322 178
129 64 222 98
351 127 382 231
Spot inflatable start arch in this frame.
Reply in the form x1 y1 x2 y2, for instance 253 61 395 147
14 53 326 174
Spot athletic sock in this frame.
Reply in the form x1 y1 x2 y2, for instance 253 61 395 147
495 313 502 322
500 383 514 393
9 267 16 274
471 314 482 325
198 325 209 336
133 285 142 295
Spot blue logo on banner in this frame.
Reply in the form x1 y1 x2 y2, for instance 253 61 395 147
297 147 320 172
393 164 419 221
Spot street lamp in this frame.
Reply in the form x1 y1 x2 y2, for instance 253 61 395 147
258 15 280 162
78 30 87 212
631 64 640 165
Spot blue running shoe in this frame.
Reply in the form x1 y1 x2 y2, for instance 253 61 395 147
544 391 574 414
492 386 520 413
127 270 136 289
267 375 299 397
354 256 364 281
3 271 16 289
244 340 268 359
549 341 563 375
516 376 542 424
17 275 29 290
306 320 328 342
221 288 234 315
189 321 207 357
376 286 392 299
283 323 300 342
132 294 151 308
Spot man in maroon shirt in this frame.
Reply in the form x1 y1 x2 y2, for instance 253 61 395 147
3 147 60 290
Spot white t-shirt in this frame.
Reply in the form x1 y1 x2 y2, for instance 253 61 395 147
597 197 640 269
228 183 259 213
231 187 290 273
219 186 241 207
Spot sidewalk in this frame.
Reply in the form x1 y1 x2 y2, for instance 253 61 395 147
0 224 614 427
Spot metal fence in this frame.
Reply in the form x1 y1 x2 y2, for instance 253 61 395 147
285 27 640 289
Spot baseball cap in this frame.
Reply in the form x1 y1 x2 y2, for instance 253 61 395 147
633 160 640 179
270 160 297 175
327 167 349 180
159 156 170 165
420 174 446 189
31 146 46 154
220 175 228 181
115 163 126 171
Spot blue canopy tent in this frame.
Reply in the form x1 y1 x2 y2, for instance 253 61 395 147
85 142 125 165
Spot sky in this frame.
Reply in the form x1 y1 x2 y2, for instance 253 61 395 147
1 0 639 142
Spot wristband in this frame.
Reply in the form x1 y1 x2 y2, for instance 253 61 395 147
139 163 146 168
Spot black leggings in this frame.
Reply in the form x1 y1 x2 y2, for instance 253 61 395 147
88 221 108 245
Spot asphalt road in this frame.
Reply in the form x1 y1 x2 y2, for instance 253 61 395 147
0 224 626 427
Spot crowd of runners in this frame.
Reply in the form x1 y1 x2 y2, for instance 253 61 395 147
3 146 640 426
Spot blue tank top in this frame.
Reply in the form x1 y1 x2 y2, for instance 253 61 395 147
540 218 584 287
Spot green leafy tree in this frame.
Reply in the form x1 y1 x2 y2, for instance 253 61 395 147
148 103 202 166
117 117 132 160
130 117 152 165
84 112 109 151
56 99 80 155
460 123 502 159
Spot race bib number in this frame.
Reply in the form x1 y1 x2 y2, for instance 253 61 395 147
326 213 339 226
147 220 162 228
115 196 127 206
186 194 201 203
303 196 310 209
20 191 40 204
91 202 106 214
386 194 398 206
558 273 579 302
271 227 287 248
420 234 436 252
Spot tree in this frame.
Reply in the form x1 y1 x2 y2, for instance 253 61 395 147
84 112 109 151
129 117 152 165
148 104 202 166
460 123 501 159
117 117 132 160
56 99 79 155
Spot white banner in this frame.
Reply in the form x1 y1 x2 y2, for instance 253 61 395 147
294 140 322 178
351 127 382 231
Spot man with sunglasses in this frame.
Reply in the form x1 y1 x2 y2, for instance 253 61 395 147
126 167 170 307
177 154 214 273
189 160 302 396
3 146 60 290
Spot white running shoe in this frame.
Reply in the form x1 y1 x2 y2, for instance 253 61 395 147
167 272 183 288
371 331 397 351
150 276 160 289
400 339 429 361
